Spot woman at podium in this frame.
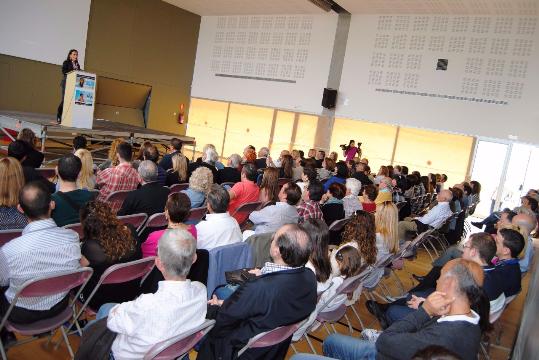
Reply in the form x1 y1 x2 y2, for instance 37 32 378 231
56 49 81 122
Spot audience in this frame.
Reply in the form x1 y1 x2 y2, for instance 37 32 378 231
181 166 213 209
323 161 348 192
0 182 81 329
216 154 241 185
279 154 294 179
52 154 95 227
17 128 44 169
159 137 186 171
143 145 167 186
317 157 335 182
361 184 378 213
98 138 125 171
8 140 55 193
141 192 196 258
343 178 362 218
94 229 206 359
228 163 260 224
258 167 280 204
297 167 317 194
117 160 170 217
255 147 270 170
165 152 189 186
96 142 140 212
315 150 326 168
297 180 325 223
190 145 220 180
196 184 242 250
374 165 389 185
72 135 87 152
198 224 317 359
374 201 399 267
353 162 373 186
0 158 28 229
79 201 142 310
512 212 537 273
321 183 346 227
74 149 96 190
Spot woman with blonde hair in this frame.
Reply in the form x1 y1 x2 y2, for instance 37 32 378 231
17 128 44 168
375 201 399 255
98 137 125 170
0 157 28 229
166 153 189 186
259 167 280 204
74 148 96 190
181 166 213 208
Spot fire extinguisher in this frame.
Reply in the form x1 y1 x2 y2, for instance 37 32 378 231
178 103 185 124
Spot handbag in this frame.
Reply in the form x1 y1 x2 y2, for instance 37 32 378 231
224 268 256 285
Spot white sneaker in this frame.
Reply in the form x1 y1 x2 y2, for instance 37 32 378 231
361 328 381 342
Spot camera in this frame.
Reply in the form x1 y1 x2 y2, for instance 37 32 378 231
339 144 347 150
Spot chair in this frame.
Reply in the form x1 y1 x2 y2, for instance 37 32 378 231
328 218 350 233
231 201 262 229
64 222 84 239
143 319 215 360
104 189 132 213
118 213 148 233
186 206 208 224
328 218 350 246
169 183 189 194
137 212 168 237
237 322 302 357
36 167 56 179
0 267 93 359
71 257 156 334
206 242 253 298
0 229 23 247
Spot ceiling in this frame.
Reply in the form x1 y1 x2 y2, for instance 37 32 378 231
164 0 539 16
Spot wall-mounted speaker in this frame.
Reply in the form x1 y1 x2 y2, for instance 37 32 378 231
322 88 337 109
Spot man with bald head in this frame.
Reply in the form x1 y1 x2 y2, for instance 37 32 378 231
512 212 537 272
398 189 454 244
198 224 317 360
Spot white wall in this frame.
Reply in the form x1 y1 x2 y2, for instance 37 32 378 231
337 15 539 145
0 0 91 66
191 14 338 114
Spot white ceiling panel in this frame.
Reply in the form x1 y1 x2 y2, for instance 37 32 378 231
163 0 329 15
335 0 538 16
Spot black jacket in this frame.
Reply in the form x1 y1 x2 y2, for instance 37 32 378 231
22 166 55 193
216 167 241 184
197 267 317 360
21 147 44 169
117 181 169 217
62 59 80 76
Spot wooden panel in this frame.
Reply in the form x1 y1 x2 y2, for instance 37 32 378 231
95 77 150 109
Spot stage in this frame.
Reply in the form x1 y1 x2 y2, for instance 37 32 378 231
0 111 196 165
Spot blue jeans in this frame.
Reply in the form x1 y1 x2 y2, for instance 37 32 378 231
214 284 239 300
386 289 433 325
323 334 376 360
84 302 118 330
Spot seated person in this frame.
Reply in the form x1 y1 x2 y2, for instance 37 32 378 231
317 157 335 182
8 140 55 193
244 181 301 238
182 166 213 209
353 162 373 187
472 194 538 230
321 183 346 227
512 212 537 273
159 137 186 171
143 145 167 186
0 182 81 328
343 178 362 218
216 154 241 185
17 128 44 169
198 224 317 360
320 259 490 360
398 189 453 244
0 157 28 230
361 184 378 213
117 160 170 217
297 180 325 223
80 201 142 310
323 161 348 192
196 184 242 250
165 153 189 186
227 163 260 224
141 192 196 258
92 229 207 359
51 154 95 227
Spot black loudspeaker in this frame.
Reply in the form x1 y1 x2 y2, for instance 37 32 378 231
322 88 337 109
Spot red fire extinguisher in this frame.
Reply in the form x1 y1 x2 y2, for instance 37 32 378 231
178 103 185 124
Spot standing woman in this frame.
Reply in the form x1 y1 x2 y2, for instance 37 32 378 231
57 49 81 122
343 140 360 162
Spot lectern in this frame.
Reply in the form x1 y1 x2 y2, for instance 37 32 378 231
61 70 97 129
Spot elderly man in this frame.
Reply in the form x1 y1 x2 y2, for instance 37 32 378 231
198 223 317 360
118 160 170 217
512 212 537 272
83 229 207 359
343 178 362 218
143 145 167 186
255 147 270 170
216 154 242 185
398 189 454 244
196 184 242 250
313 259 487 360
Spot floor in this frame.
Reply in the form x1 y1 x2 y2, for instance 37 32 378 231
5 236 533 360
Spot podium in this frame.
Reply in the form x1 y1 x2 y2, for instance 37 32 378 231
61 70 97 129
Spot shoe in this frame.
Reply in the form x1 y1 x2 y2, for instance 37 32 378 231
365 300 389 329
471 221 483 229
412 274 425 282
361 328 382 342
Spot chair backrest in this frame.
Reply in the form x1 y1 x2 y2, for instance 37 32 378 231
100 257 156 285
64 222 84 239
138 212 168 236
207 242 253 298
328 218 350 232
169 183 189 194
335 272 365 295
237 322 302 357
186 206 208 224
104 189 132 211
118 213 148 232
143 319 216 360
0 229 23 247
231 201 263 218
17 267 93 298
36 167 56 179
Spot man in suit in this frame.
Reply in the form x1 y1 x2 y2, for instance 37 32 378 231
197 223 317 360
118 160 169 217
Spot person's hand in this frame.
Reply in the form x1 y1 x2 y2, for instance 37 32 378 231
407 295 426 309
422 291 455 317
320 193 330 204
248 268 262 276
207 295 224 306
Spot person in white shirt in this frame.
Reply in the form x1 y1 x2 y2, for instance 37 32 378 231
92 229 207 359
196 184 242 250
397 189 453 244
242 182 301 240
343 178 363 218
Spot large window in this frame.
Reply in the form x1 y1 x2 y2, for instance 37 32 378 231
185 98 228 159
292 114 318 152
270 110 295 154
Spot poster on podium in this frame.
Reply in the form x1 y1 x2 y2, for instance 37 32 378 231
61 70 96 129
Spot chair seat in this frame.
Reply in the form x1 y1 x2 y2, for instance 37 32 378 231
316 304 347 323
5 307 73 335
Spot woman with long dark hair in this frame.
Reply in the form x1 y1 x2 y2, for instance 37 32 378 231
57 49 81 122
342 140 360 161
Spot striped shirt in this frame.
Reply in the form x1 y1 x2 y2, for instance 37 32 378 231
0 218 81 310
